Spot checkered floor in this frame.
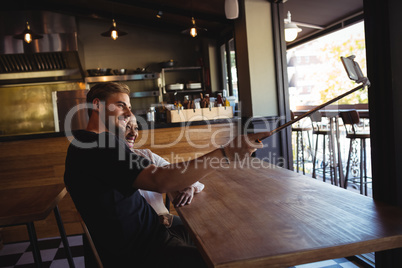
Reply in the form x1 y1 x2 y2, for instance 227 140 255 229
292 258 361 268
0 235 84 268
0 235 366 268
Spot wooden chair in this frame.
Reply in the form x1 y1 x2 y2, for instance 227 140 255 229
310 111 335 182
291 111 312 174
78 214 104 268
339 110 371 195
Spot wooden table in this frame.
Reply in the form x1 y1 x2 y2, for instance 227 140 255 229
170 159 402 268
0 184 75 268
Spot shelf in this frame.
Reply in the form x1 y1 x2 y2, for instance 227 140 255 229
162 66 202 72
161 67 204 101
85 72 160 83
166 89 204 94
130 91 160 98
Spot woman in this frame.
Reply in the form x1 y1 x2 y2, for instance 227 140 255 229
125 114 204 227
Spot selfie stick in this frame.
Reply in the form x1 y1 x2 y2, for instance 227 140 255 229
259 55 370 141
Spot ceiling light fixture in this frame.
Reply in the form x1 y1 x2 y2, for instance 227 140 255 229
181 17 207 37
101 19 127 40
284 11 302 42
13 21 43 44
156 10 163 19
190 17 197 37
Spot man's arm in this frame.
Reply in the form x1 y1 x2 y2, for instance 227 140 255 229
133 131 271 193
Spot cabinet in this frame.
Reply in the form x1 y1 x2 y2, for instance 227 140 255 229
161 66 205 102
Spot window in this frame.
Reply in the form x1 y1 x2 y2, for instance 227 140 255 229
220 38 238 101
287 21 367 110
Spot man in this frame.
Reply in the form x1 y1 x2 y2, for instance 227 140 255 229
64 82 270 267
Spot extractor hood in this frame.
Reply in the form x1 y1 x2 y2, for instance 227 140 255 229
0 11 84 86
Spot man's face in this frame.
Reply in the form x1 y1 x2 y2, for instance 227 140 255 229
100 93 132 134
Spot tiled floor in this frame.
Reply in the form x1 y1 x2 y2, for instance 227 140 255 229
0 235 84 268
292 258 362 268
0 234 368 268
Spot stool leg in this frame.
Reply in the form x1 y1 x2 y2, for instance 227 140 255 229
363 139 368 196
312 134 319 179
296 131 300 173
344 139 353 189
307 130 312 156
328 130 336 185
329 125 338 186
301 131 305 175
54 206 75 268
359 139 364 195
26 222 42 268
323 135 326 182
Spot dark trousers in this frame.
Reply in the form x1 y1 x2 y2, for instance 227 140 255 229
146 223 207 268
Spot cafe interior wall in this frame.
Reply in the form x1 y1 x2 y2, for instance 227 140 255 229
78 16 204 115
0 15 215 137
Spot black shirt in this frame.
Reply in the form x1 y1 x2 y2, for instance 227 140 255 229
64 130 166 266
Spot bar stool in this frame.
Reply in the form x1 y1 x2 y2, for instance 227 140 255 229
291 111 312 174
339 110 370 195
310 111 336 183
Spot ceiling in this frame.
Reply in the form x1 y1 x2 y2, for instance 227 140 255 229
283 0 364 46
4 0 364 44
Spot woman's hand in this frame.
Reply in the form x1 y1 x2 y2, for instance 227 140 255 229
173 186 195 207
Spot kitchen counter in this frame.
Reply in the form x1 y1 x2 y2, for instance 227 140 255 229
138 116 239 130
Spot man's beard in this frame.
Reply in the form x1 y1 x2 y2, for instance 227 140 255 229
104 115 125 136
116 124 127 141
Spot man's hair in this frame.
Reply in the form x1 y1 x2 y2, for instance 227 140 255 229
86 82 130 117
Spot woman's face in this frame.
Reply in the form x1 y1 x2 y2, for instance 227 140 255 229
125 116 138 149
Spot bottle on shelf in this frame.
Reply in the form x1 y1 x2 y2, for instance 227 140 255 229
175 101 183 110
216 93 223 107
183 95 190 109
224 97 230 107
147 107 155 122
203 94 210 108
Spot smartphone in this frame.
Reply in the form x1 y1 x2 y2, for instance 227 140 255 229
340 55 367 84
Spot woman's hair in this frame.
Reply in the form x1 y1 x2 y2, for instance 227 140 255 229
86 82 130 116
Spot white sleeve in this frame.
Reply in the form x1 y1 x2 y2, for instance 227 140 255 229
150 152 170 167
138 189 169 215
132 149 154 162
191 181 205 193
136 151 170 215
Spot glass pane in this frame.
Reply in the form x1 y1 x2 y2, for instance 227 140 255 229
287 21 367 110
228 38 238 101
220 43 228 94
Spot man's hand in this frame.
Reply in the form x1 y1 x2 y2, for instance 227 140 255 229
173 186 195 207
223 131 272 161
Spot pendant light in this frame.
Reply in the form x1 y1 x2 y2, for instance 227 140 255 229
101 19 127 40
13 21 43 44
182 17 207 37
284 11 301 42
190 17 197 37
156 10 163 19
